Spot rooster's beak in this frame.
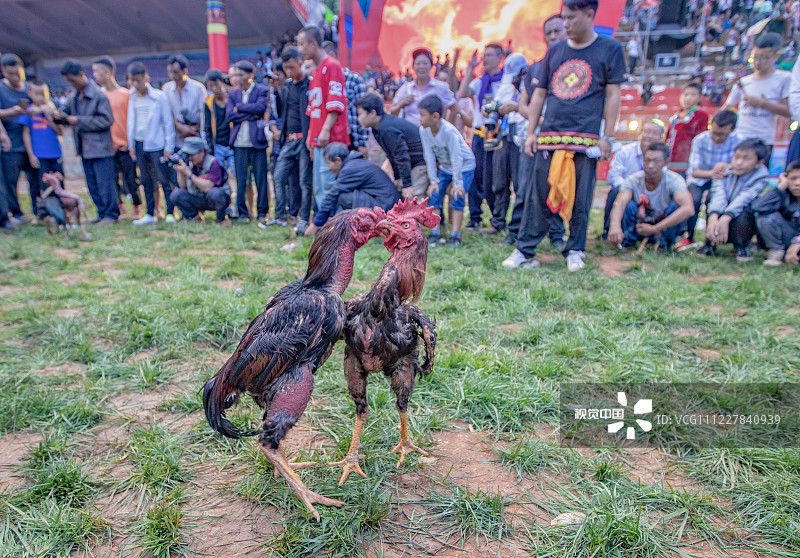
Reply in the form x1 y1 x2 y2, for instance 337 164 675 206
377 219 393 238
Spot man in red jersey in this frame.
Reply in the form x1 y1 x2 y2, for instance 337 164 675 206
297 25 350 213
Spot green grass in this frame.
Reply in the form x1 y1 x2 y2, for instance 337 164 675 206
1 192 799 556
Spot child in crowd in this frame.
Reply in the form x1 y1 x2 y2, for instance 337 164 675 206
753 159 800 266
19 79 63 193
699 138 770 262
418 94 476 247
666 83 709 169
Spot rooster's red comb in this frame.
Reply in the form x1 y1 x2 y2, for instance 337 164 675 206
387 197 441 229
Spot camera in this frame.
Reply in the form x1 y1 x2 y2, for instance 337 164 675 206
166 153 190 167
483 99 503 133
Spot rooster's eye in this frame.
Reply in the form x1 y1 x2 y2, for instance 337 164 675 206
403 223 410 228
366 216 372 221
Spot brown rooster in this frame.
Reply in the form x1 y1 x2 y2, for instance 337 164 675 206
329 198 439 485
203 207 385 520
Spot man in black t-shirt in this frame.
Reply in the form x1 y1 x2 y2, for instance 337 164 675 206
269 46 312 230
502 0 625 272
203 70 233 174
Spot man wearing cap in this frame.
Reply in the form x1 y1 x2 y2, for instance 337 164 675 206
0 53 36 223
390 48 456 128
170 137 231 224
226 60 269 223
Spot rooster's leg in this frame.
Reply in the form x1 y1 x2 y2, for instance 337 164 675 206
260 444 344 521
328 351 369 485
258 365 344 521
328 411 368 485
389 356 428 467
272 440 318 479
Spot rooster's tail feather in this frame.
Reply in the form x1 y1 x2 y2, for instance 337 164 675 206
203 374 261 439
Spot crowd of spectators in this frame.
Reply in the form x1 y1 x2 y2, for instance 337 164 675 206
2 0 800 268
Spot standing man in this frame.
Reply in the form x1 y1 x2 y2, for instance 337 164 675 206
723 32 791 164
162 54 207 150
61 59 119 225
0 120 13 230
502 0 626 271
297 25 350 212
506 15 567 247
226 60 269 223
390 47 456 127
270 47 312 230
458 43 505 230
126 62 177 225
203 69 233 174
0 54 35 223
626 38 640 75
92 55 142 220
322 42 369 155
355 93 427 199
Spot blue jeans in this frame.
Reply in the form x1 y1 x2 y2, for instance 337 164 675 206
213 144 235 172
82 157 119 220
274 139 312 221
621 200 681 248
428 168 474 211
313 146 337 213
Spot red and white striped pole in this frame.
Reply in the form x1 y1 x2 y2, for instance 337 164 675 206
206 0 230 71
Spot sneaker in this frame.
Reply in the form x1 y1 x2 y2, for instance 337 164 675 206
696 243 715 257
735 246 753 263
502 248 539 269
480 225 501 235
88 216 103 225
258 219 287 229
165 215 176 223
294 219 308 233
551 238 566 252
133 214 157 225
219 218 232 227
448 235 462 247
566 250 586 272
1 220 17 232
502 234 516 246
465 221 481 231
96 217 117 226
132 206 142 220
676 237 692 250
764 249 785 266
428 232 444 246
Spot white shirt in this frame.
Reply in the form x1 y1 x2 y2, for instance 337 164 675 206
393 78 456 127
627 39 641 57
420 120 476 188
127 84 175 152
132 94 152 142
724 70 791 145
162 77 207 148
234 83 255 148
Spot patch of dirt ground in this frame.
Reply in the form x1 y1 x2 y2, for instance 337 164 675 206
0 432 44 492
52 248 79 261
688 274 741 284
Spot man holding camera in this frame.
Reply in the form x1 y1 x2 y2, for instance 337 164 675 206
162 54 207 150
170 137 231 224
126 62 177 225
458 43 505 230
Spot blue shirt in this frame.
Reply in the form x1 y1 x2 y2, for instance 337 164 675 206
18 113 62 159
0 81 30 153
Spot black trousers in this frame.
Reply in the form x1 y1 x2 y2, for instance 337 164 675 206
468 134 494 224
170 187 230 222
489 133 518 231
114 149 141 206
233 146 268 218
517 150 597 258
134 142 176 217
508 151 565 242
1 151 37 217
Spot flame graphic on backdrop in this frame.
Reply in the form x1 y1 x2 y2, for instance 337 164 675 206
378 0 559 74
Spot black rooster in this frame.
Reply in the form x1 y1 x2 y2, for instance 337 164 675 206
329 198 440 485
203 207 385 520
